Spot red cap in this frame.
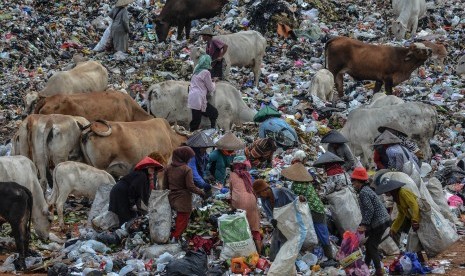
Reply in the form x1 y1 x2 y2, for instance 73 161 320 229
351 167 369 181
134 157 164 171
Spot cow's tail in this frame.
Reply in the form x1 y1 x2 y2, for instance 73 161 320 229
324 36 338 69
44 119 55 187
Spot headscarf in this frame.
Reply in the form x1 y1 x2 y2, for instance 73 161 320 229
232 156 253 194
171 146 195 167
323 163 345 176
193 54 212 75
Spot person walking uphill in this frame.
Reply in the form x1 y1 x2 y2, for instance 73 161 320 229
109 0 133 52
282 162 336 262
207 132 245 184
109 156 163 225
165 146 206 241
199 27 228 79
228 156 262 253
188 54 219 131
351 167 390 276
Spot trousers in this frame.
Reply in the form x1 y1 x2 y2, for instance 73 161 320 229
171 212 190 239
189 103 218 131
365 223 389 271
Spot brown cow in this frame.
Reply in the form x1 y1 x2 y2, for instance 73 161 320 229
34 91 152 122
418 41 447 69
155 0 229 42
325 36 432 97
80 118 187 178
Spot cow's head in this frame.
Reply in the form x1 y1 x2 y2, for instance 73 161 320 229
23 91 40 116
154 18 170 42
33 207 53 241
405 43 432 62
190 47 205 67
391 20 407 40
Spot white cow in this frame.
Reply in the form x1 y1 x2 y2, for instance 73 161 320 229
456 55 465 76
24 60 109 114
0 156 52 240
12 114 90 190
190 30 267 87
340 101 437 167
48 161 116 227
418 41 447 69
308 69 335 101
147 81 256 130
391 0 426 40
366 93 405 108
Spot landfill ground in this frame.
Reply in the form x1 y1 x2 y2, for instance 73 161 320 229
1 0 465 275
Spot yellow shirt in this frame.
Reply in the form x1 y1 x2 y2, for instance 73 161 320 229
391 188 421 233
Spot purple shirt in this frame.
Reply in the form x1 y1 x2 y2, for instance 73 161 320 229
206 39 226 60
188 70 215 112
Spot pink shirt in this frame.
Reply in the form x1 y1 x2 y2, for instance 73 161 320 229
188 70 215 112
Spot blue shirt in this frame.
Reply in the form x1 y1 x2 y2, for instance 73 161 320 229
188 157 209 190
261 187 297 220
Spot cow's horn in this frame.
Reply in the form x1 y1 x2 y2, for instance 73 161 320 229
172 121 192 137
90 120 112 137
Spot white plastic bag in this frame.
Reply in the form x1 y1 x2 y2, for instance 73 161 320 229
268 199 310 276
218 210 257 259
148 190 171 244
417 199 459 257
426 177 457 224
93 24 112 52
378 228 400 256
88 184 113 226
326 187 361 233
399 255 412 274
91 210 119 231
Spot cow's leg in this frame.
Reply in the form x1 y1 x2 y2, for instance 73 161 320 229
373 81 383 93
335 72 344 97
177 24 184 40
55 188 71 227
252 58 262 87
184 20 192 40
10 218 27 270
384 78 393 95
411 18 419 38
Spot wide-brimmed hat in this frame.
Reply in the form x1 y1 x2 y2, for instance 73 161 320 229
351 167 369 181
186 131 215 148
134 156 164 171
281 163 313 182
375 178 406 195
373 169 390 187
115 0 135 7
377 122 407 136
373 130 402 146
199 27 214 36
321 130 349 144
253 179 269 194
216 132 245 150
313 151 344 167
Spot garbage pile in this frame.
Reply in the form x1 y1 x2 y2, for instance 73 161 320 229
1 0 465 274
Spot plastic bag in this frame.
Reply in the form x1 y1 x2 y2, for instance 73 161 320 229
399 255 412 274
141 244 182 259
427 177 457 224
218 211 257 259
378 228 400 256
93 24 112 52
165 250 208 276
268 199 310 276
148 190 171 244
88 184 113 226
326 187 362 233
417 198 459 257
92 210 119 231
406 231 422 253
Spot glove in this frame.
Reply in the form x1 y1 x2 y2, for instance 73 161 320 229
389 229 396 237
412 222 420 232
357 225 367 233
298 195 306 202
271 219 278 228
204 183 212 191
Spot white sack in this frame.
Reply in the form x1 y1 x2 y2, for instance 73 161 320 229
148 190 171 244
326 187 361 233
91 210 119 231
87 184 113 226
218 210 257 259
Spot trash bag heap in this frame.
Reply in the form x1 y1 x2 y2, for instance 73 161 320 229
0 0 465 274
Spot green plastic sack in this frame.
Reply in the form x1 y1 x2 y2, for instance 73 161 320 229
253 106 281 123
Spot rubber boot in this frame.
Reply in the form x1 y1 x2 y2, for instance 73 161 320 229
323 244 334 260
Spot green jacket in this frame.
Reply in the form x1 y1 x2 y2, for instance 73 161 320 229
207 150 233 184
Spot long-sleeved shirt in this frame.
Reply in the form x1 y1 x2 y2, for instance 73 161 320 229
391 188 421 233
207 150 233 184
386 144 419 172
291 181 325 214
328 143 356 171
261 187 296 220
358 185 391 229
188 155 210 190
188 70 215 112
